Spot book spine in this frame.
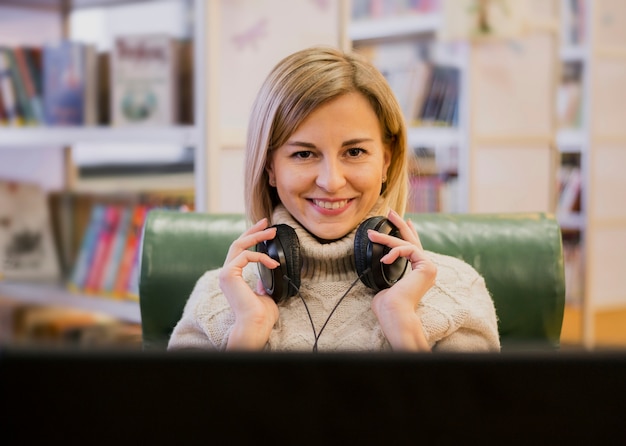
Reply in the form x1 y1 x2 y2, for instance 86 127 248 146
43 40 86 125
2 47 36 125
68 204 106 292
100 205 132 296
113 204 148 299
84 204 121 294
13 46 45 124
0 48 22 126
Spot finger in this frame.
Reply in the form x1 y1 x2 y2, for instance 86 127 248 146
226 223 277 261
386 210 421 246
226 249 280 271
367 228 418 251
379 244 428 265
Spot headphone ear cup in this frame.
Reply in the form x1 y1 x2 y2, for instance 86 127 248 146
256 224 301 303
354 216 408 292
354 218 377 289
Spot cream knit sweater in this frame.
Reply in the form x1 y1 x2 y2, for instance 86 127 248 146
167 206 501 352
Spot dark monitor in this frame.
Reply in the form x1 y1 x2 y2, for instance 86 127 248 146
1 348 625 444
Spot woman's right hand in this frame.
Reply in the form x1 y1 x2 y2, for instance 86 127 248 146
218 218 280 350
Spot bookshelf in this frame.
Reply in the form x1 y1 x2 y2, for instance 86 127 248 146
0 0 346 329
349 0 559 216
557 0 626 348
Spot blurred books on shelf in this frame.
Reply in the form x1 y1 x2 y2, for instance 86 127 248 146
561 0 587 46
355 40 459 128
407 145 460 213
557 60 584 129
56 190 193 302
0 180 61 283
110 33 180 127
42 40 97 126
351 0 440 20
0 34 192 128
557 163 582 218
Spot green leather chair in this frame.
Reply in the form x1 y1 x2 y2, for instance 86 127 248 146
139 210 566 352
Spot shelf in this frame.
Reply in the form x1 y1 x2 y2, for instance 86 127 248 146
558 212 585 231
560 45 586 62
407 126 460 148
0 126 200 147
0 281 141 323
0 0 155 11
557 128 586 151
349 12 442 42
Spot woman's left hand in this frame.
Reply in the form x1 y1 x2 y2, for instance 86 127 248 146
367 209 436 352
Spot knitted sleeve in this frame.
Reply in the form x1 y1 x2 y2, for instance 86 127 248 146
418 252 501 352
167 265 259 351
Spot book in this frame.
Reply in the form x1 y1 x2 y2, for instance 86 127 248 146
0 81 7 125
100 204 132 296
13 46 45 124
83 204 122 294
0 46 37 125
0 180 61 282
83 44 99 126
113 204 148 299
0 47 22 126
110 34 180 126
42 40 91 125
557 165 582 215
68 204 106 292
434 66 459 126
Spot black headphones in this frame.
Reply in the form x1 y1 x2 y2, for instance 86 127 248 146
256 216 408 303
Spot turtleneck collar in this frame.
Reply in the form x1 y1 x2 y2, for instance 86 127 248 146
270 199 390 282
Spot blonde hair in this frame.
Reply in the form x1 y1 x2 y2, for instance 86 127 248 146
244 45 409 224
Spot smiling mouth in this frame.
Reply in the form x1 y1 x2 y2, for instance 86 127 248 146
312 199 351 210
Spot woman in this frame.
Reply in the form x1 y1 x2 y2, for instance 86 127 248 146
167 46 500 352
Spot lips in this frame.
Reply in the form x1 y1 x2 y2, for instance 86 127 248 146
312 199 350 210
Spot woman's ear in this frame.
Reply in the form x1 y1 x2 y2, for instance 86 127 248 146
383 144 392 179
266 161 276 187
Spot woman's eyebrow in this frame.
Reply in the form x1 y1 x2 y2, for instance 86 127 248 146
285 140 316 149
285 138 374 148
342 138 373 147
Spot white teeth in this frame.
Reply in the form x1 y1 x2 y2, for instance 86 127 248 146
314 200 348 210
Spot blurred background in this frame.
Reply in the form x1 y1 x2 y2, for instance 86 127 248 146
0 0 624 351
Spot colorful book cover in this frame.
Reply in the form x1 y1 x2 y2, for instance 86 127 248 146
68 204 106 292
0 180 61 281
113 204 148 298
100 204 132 296
0 48 22 126
0 46 36 125
83 204 121 294
42 40 87 125
13 46 45 124
110 34 179 126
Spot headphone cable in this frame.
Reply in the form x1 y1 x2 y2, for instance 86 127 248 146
284 267 371 353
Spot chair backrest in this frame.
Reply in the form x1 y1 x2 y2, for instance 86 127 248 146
139 210 565 352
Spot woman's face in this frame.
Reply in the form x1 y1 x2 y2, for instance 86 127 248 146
267 92 391 241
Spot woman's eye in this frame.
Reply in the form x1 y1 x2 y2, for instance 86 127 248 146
346 147 366 157
293 150 313 159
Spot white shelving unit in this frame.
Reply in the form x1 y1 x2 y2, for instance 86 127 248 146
349 8 470 213
0 125 200 146
347 1 560 217
556 0 626 348
0 0 208 324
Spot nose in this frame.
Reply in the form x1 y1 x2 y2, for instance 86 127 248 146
315 158 346 192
